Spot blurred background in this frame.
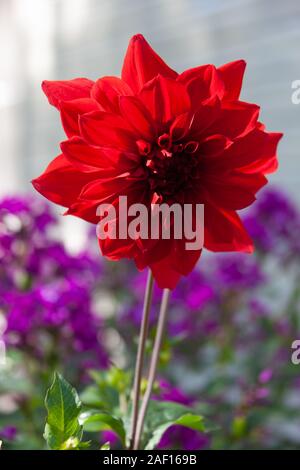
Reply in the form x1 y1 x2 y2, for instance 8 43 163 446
0 0 300 451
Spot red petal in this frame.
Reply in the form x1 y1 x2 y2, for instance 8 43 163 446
91 76 133 113
68 179 147 227
218 60 246 101
139 75 190 124
206 101 260 140
135 236 174 269
98 183 149 259
204 128 282 174
42 78 93 109
121 34 177 93
170 239 202 276
79 111 137 152
204 172 267 210
31 154 100 207
100 236 137 260
61 137 106 170
60 98 100 137
61 136 140 172
204 203 254 253
137 234 201 282
199 134 232 157
119 96 155 140
149 255 181 289
170 112 193 141
178 64 225 104
187 96 221 140
79 169 147 202
66 199 106 224
239 132 283 174
254 156 278 174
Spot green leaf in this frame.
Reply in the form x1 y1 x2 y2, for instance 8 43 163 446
44 372 82 450
80 385 110 409
175 413 206 431
81 366 131 414
81 381 119 412
143 400 207 450
78 440 91 449
100 442 110 450
80 410 125 446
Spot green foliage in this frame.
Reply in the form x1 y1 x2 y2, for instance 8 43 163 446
80 410 126 446
80 367 130 412
41 368 212 450
44 372 86 450
44 369 130 449
100 441 110 450
142 400 206 450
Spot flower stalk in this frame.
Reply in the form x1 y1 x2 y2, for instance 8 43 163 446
133 288 171 450
129 270 154 449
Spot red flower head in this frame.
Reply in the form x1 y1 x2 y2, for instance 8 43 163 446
32 34 282 289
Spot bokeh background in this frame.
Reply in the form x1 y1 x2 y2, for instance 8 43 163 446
0 0 300 450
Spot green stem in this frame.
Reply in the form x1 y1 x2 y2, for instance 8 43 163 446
129 270 154 449
133 288 171 450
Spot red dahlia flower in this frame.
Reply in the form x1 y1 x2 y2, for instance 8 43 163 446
32 34 282 289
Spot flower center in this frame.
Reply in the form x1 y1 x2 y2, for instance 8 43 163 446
137 134 200 202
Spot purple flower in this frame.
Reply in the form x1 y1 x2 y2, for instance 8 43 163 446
243 187 300 261
157 425 210 450
213 253 265 290
248 299 271 319
0 426 18 441
0 195 56 233
0 194 108 371
154 379 194 406
3 281 108 368
173 269 216 310
255 387 270 401
259 369 273 384
100 430 119 448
